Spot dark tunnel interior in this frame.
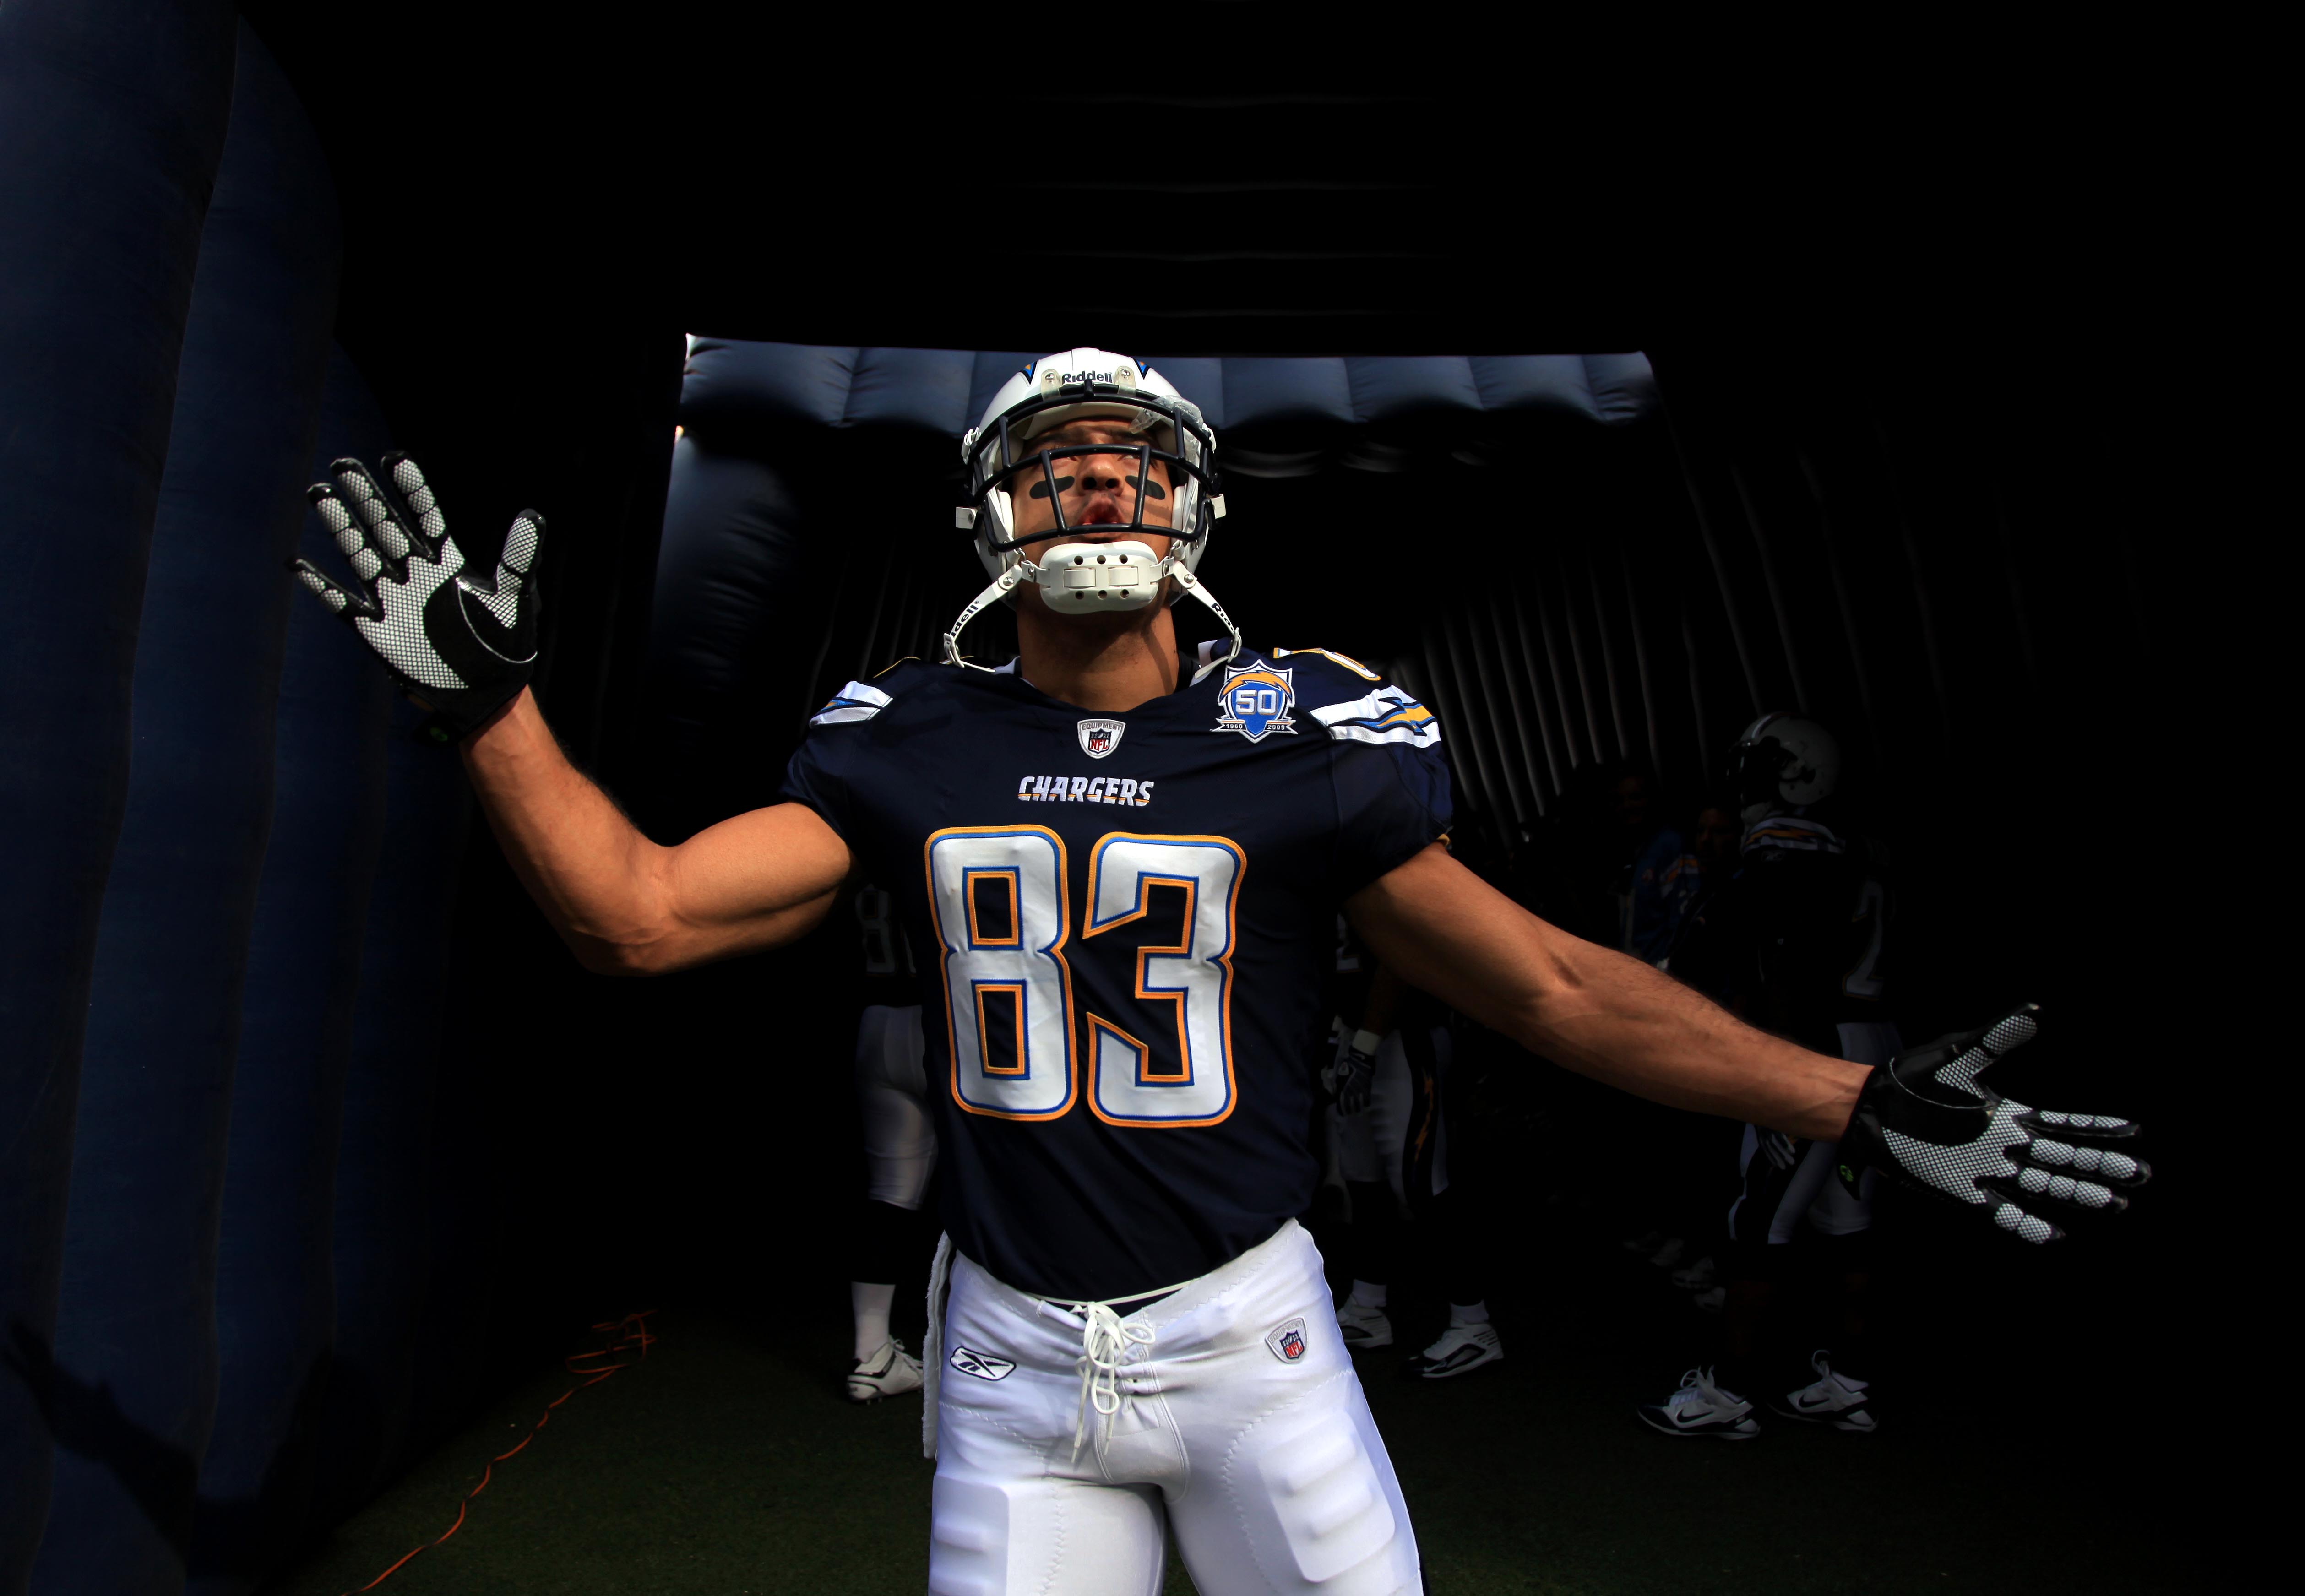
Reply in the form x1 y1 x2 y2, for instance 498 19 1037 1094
0 6 2233 1594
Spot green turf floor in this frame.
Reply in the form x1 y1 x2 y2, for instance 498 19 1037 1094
266 1217 2202 1595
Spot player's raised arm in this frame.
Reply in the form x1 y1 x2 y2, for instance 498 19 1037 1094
293 455 854 975
461 689 851 973
1347 842 2147 1243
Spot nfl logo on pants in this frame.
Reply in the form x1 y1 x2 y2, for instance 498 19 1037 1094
1265 1316 1310 1363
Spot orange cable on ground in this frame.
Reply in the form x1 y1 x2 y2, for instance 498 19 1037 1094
336 1309 658 1595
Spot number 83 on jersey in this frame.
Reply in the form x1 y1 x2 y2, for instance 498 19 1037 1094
924 826 1243 1128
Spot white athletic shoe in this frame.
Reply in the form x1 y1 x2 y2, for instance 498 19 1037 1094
1670 1255 1717 1291
1621 1227 1668 1254
1769 1350 1876 1432
1636 1367 1760 1439
1647 1236 1689 1270
1691 1285 1727 1314
1335 1299 1394 1352
847 1337 923 1404
1405 1322 1503 1379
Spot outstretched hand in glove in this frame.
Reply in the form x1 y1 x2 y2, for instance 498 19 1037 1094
1840 1004 2148 1243
290 454 544 739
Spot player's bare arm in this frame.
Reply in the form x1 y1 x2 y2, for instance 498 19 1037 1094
292 453 853 977
1353 841 2146 1242
461 688 851 974
1348 843 1865 1140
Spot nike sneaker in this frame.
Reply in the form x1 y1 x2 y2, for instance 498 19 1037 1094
1647 1236 1689 1270
1768 1350 1875 1432
1691 1286 1727 1314
1670 1255 1717 1291
1404 1323 1502 1379
847 1337 924 1404
1335 1298 1394 1352
1637 1367 1760 1439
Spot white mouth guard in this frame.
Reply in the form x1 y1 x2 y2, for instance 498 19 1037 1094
1030 540 1165 613
940 540 1241 676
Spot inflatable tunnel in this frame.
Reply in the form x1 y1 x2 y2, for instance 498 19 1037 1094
0 9 2194 1594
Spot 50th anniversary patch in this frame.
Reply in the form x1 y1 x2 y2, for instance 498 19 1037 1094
1215 661 1297 742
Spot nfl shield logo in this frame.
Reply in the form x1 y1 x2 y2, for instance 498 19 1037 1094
1265 1316 1311 1363
1077 718 1125 759
1214 662 1298 743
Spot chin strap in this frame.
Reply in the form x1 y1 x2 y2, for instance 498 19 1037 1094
1171 567 1242 679
940 556 1244 676
941 565 1026 670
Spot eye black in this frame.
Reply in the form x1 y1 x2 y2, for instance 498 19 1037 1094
1026 476 1076 500
1125 474 1168 500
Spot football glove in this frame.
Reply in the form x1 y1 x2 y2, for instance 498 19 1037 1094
1840 1004 2147 1243
1332 1026 1382 1118
290 454 543 739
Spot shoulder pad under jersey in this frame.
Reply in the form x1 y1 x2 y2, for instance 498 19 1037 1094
808 658 937 726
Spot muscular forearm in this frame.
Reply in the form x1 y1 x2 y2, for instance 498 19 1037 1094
459 689 843 973
1349 846 1867 1140
459 689 678 970
1509 938 1863 1140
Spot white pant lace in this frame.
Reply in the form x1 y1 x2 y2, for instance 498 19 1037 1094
1039 1285 1185 1462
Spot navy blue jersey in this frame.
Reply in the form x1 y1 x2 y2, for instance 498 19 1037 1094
783 643 1450 1300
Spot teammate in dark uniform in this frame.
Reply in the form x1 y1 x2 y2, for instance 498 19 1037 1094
845 883 933 1402
1322 926 1492 1378
294 347 2150 1596
1638 716 1900 1437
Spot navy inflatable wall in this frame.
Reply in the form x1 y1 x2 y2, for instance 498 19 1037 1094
28 23 339 1594
0 3 239 1588
188 348 394 1596
0 12 499 1590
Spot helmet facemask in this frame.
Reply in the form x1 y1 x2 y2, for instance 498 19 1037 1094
944 356 1238 673
961 383 1219 587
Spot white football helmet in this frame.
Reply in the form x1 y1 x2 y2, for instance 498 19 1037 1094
942 347 1239 672
1729 711 1841 824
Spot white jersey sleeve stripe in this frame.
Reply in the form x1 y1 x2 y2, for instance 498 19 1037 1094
810 679 894 725
1311 685 1441 748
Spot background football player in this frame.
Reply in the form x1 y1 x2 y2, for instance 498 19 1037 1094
1637 716 1899 1438
1323 930 1500 1379
844 883 934 1403
295 347 2149 1596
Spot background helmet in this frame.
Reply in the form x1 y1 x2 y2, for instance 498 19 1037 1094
957 348 1221 600
1728 711 1841 822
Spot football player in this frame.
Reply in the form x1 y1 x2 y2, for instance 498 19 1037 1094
1638 717 1902 1438
846 883 935 1402
1324 935 1500 1380
294 348 2150 1596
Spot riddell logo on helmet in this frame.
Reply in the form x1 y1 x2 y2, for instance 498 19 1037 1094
1043 368 1135 391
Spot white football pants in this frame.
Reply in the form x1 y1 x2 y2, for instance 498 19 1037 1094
856 1003 936 1210
927 1220 1422 1595
1730 1020 1901 1242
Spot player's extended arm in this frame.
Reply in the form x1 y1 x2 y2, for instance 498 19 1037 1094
1348 844 1863 1138
1348 844 2147 1242
289 454 852 973
461 689 851 974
